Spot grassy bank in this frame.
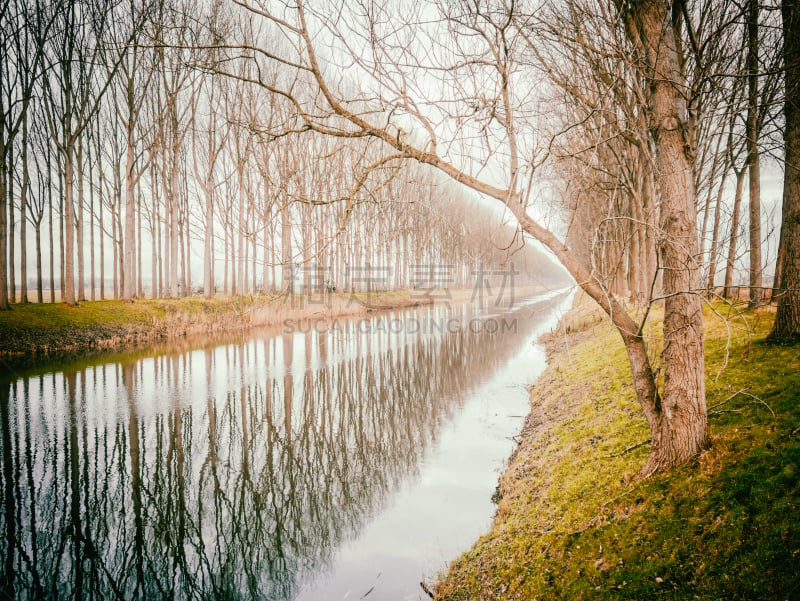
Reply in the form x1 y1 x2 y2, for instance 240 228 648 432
0 291 435 369
435 296 800 600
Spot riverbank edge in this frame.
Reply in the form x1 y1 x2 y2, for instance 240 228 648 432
0 287 549 372
433 293 800 599
0 291 439 371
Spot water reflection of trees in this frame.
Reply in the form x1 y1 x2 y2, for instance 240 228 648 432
0 302 548 599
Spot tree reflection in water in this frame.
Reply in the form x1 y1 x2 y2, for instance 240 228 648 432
0 299 555 599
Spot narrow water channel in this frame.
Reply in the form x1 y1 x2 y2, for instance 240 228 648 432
0 290 571 600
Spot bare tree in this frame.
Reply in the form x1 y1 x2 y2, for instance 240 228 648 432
205 0 720 472
0 0 55 309
151 0 196 297
28 112 52 302
191 71 227 298
42 0 129 305
112 0 157 301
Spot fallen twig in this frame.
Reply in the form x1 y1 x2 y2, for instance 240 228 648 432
609 439 650 457
707 388 748 411
707 388 775 417
738 391 775 416
708 408 743 416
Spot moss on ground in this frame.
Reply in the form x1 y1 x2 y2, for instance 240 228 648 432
435 300 800 600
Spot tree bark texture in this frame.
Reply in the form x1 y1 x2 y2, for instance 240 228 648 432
621 0 708 472
770 0 800 339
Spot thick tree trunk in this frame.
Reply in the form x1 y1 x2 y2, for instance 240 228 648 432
769 0 800 340
531 0 703 473
638 2 707 472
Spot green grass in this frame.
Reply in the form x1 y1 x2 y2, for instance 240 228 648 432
435 302 800 600
0 295 272 366
0 295 266 331
0 290 429 370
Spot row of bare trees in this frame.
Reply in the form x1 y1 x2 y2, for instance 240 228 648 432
186 0 797 474
0 0 557 309
1 0 799 471
537 0 786 307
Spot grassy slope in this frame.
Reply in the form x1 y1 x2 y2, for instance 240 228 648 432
435 300 800 600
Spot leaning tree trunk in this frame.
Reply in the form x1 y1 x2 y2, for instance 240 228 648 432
769 0 800 340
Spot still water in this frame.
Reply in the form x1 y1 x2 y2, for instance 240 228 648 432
0 290 571 600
